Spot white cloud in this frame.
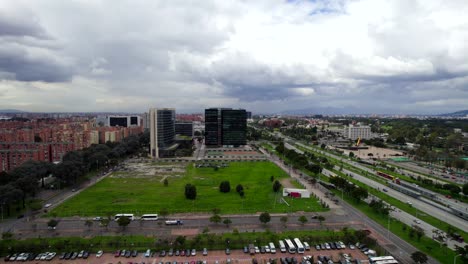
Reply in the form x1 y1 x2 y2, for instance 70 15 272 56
0 0 467 114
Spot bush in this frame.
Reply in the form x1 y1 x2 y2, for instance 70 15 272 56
219 181 231 193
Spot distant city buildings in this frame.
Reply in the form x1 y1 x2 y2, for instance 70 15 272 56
106 115 141 127
149 108 177 159
205 108 247 147
343 124 371 140
0 117 143 172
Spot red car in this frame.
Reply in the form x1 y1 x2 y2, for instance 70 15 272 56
114 250 121 257
180 250 185 257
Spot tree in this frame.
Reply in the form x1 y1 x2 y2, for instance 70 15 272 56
280 216 288 227
317 215 325 226
270 176 274 182
223 218 232 228
159 208 169 219
163 179 168 187
411 251 428 264
273 180 282 193
236 184 244 193
259 212 271 225
219 181 231 193
349 152 355 158
212 208 221 215
209 214 222 225
463 183 468 196
239 190 245 198
84 220 93 230
351 187 368 203
47 219 58 230
298 215 308 225
176 236 186 246
117 216 131 230
320 143 326 149
185 184 197 200
100 218 110 231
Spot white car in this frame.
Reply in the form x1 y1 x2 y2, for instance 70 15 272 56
44 203 52 208
96 250 104 258
414 219 421 224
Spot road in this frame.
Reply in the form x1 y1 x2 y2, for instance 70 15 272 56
291 140 468 232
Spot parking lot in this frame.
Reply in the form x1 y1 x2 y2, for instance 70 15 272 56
2 247 370 264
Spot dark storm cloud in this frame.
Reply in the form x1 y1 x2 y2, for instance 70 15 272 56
0 10 47 38
0 10 73 82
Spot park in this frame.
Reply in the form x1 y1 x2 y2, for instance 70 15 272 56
50 161 326 217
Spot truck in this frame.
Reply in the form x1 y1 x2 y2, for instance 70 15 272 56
165 220 183 225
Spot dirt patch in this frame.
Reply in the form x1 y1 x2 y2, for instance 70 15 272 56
110 162 187 179
172 228 199 236
279 178 295 188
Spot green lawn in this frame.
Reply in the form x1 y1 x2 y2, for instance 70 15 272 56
50 162 325 217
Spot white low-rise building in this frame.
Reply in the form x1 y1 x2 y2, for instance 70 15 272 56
282 188 311 198
343 125 371 140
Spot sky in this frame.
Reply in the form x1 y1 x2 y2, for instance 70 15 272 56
0 0 467 115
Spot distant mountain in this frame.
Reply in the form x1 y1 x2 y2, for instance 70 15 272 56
438 110 468 117
0 109 25 113
281 106 361 115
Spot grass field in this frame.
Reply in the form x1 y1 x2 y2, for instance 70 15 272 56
50 162 325 217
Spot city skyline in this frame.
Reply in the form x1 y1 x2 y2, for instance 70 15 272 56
0 0 467 114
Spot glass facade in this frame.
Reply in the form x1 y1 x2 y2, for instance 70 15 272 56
222 109 246 146
204 108 246 147
205 108 221 146
157 109 175 148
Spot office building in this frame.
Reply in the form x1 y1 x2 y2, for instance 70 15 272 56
106 115 141 127
204 108 247 147
149 108 176 158
343 125 371 140
175 122 193 137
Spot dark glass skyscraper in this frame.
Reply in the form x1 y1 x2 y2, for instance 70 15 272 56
150 108 175 158
205 108 247 147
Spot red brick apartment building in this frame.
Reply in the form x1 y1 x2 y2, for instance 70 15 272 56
0 118 143 172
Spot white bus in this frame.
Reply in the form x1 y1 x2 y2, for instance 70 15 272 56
114 214 135 221
269 242 276 254
370 256 398 264
141 214 159 221
284 239 296 253
293 238 304 254
278 240 287 253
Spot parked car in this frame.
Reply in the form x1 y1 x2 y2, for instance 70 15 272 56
243 246 249 254
96 250 104 258
225 248 230 255
174 250 180 256
70 252 78 260
115 250 121 257
185 249 190 257
145 249 151 257
315 244 321 250
159 250 166 257
203 248 208 256
132 250 138 257
64 252 72 260
191 249 196 256
168 249 173 257
125 250 131 258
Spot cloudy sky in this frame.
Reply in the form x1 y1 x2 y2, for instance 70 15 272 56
0 0 467 114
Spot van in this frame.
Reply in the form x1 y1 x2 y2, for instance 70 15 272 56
144 249 151 257
303 242 310 250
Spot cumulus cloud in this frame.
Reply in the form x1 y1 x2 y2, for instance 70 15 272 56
0 0 467 114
